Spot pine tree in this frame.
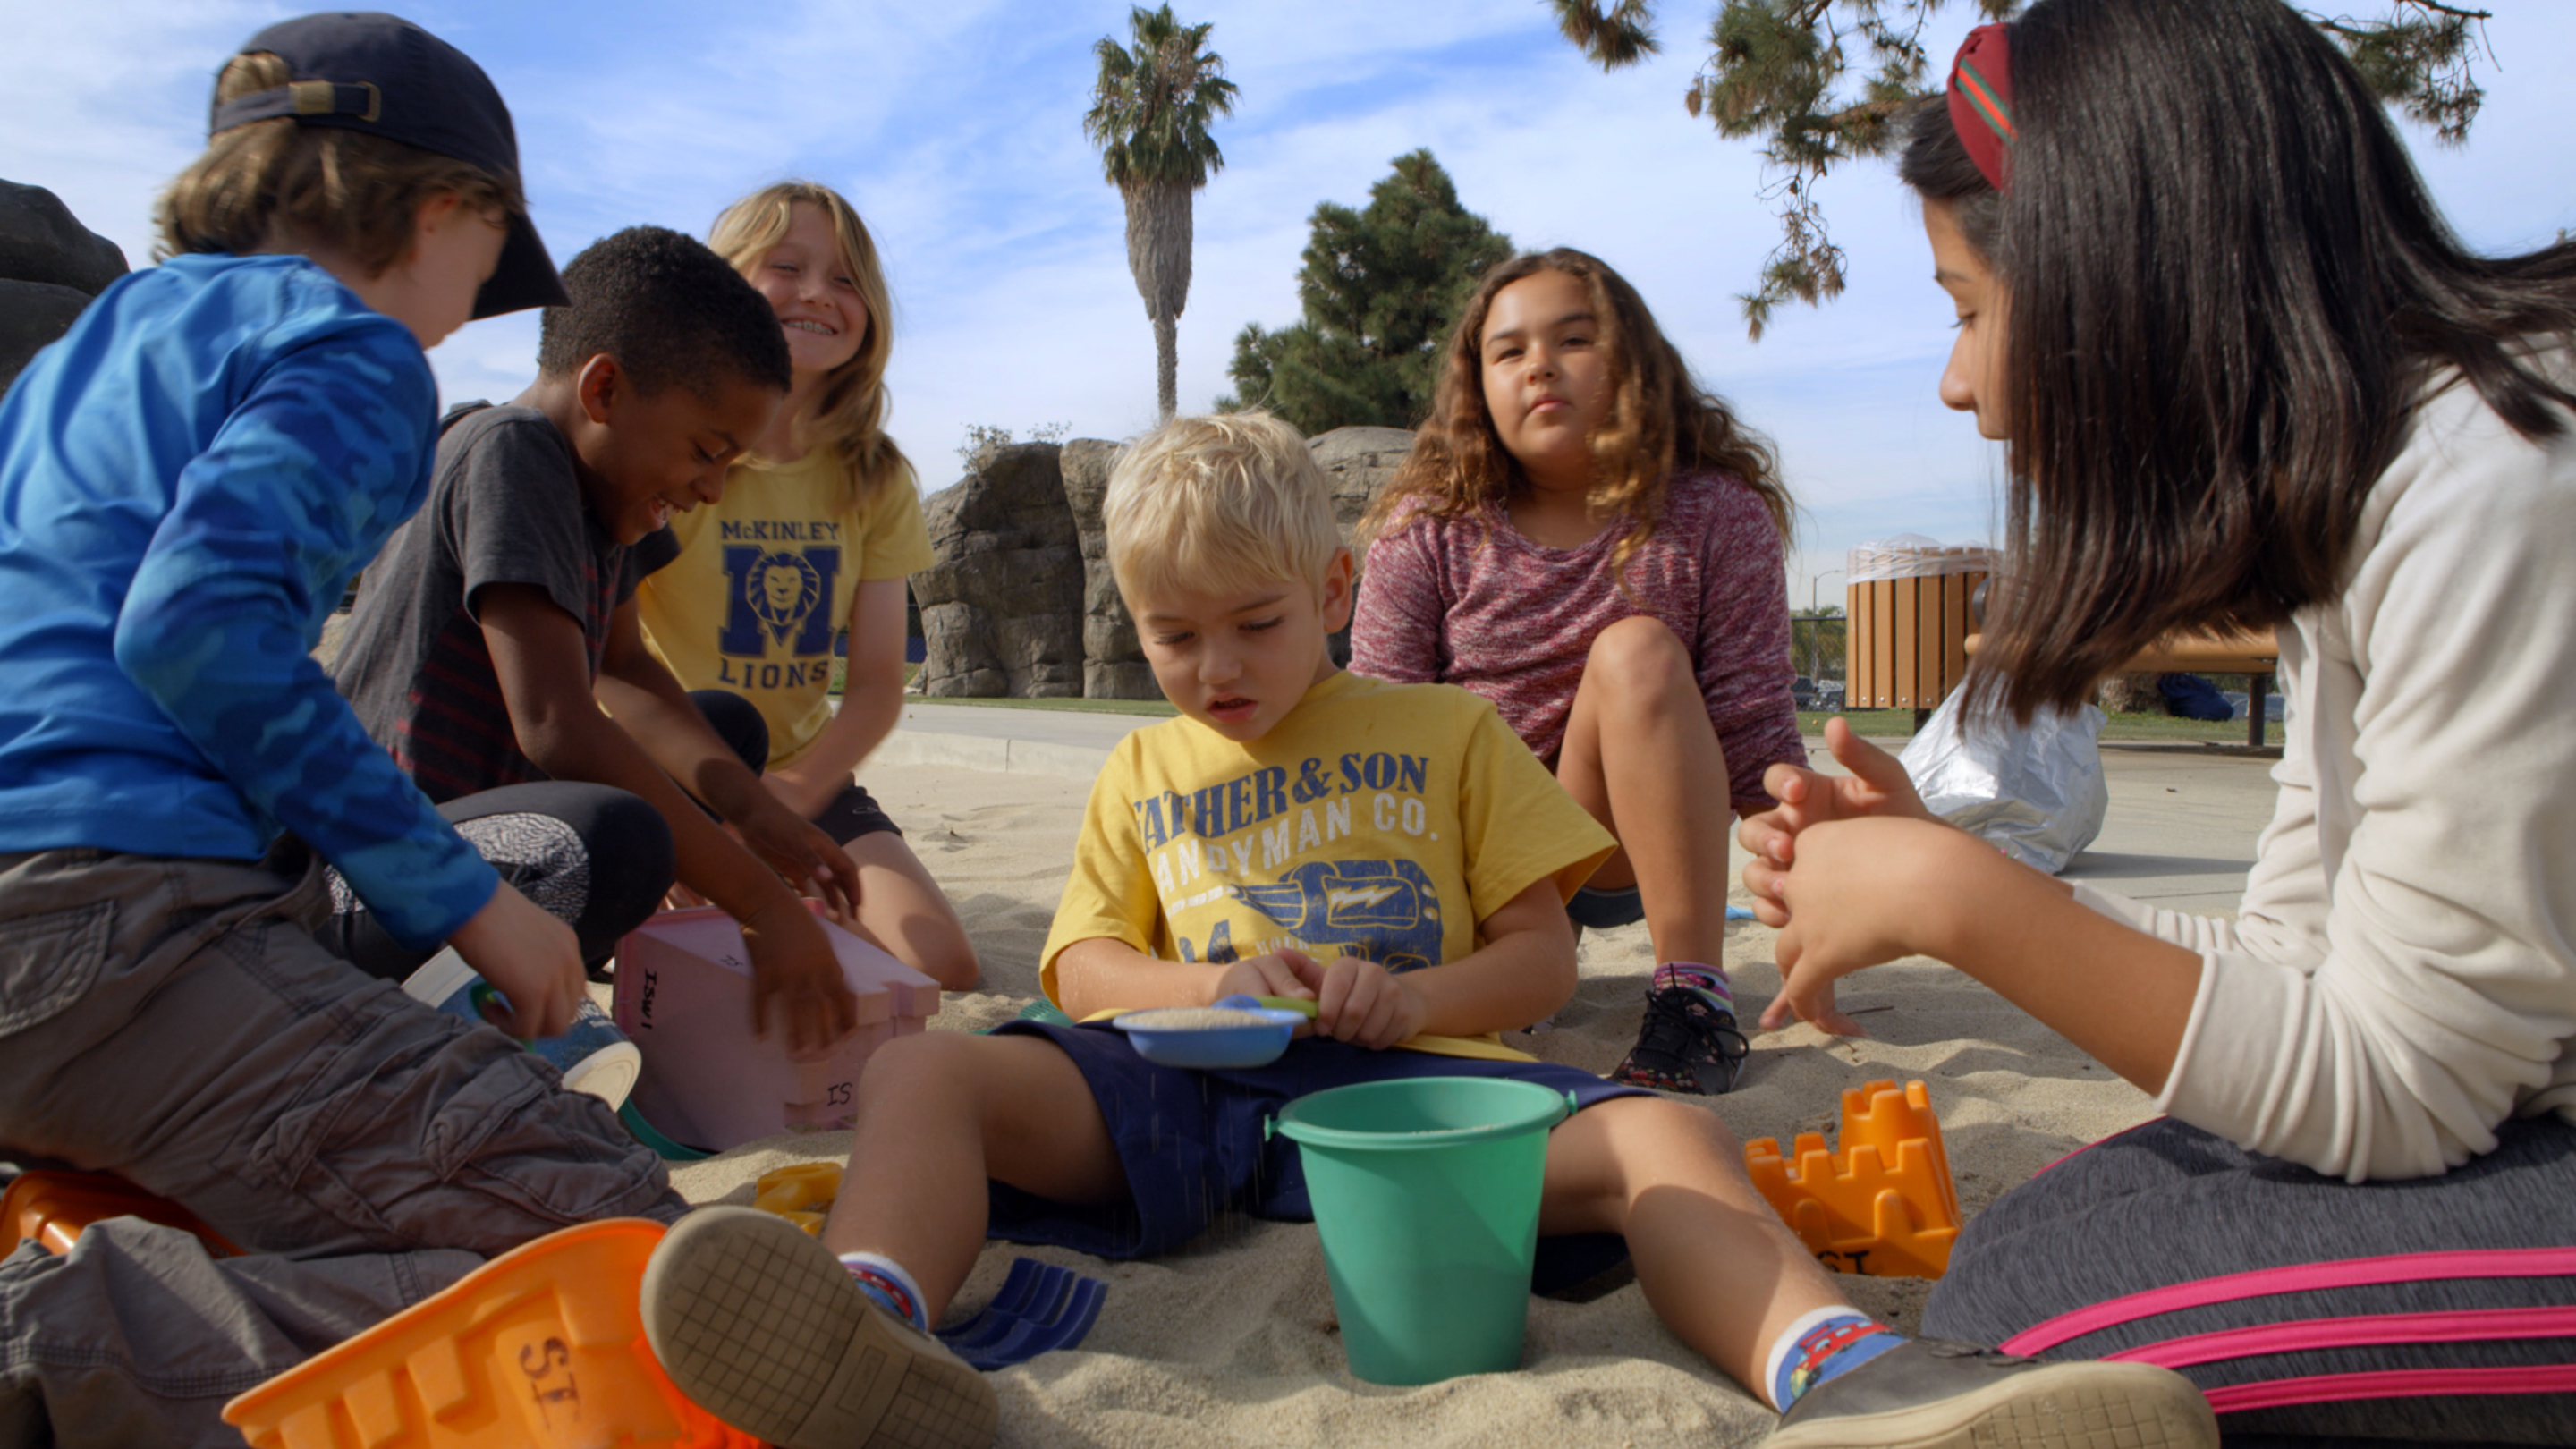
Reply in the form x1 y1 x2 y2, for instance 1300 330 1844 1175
1549 0 2496 337
1219 149 1513 435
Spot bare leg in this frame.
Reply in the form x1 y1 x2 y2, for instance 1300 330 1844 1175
818 1031 1126 1318
1555 616 1735 966
1538 1095 1847 1405
839 830 980 991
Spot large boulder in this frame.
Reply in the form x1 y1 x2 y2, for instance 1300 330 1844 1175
0 181 127 397
1059 437 1160 700
912 443 1084 698
914 426 1421 700
1307 425 1417 544
1304 425 1417 665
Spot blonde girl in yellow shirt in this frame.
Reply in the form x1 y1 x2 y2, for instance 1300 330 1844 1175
635 182 976 989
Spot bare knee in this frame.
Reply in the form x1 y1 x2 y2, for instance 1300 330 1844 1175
1589 1096 1742 1189
1584 616 1695 701
856 1030 985 1106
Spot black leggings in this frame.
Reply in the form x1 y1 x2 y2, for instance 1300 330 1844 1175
1924 1114 2576 1445
690 689 901 843
318 782 674 979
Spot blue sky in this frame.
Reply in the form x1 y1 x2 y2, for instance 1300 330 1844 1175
10 1 2573 606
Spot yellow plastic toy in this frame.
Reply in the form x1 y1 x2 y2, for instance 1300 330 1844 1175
221 1219 758 1449
1741 1079 1961 1279
751 1161 841 1216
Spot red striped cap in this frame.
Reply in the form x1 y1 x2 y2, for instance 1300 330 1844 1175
1946 23 2015 191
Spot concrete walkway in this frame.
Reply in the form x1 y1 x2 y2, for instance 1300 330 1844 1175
876 699 2281 916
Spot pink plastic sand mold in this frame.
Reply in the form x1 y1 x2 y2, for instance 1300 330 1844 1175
613 902 940 1153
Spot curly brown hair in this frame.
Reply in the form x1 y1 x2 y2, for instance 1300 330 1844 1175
1360 248 1791 579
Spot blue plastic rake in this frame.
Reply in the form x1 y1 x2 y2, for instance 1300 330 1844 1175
936 1257 1107 1369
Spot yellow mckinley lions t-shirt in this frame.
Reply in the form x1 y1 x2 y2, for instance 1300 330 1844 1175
636 449 932 767
1040 671 1615 1013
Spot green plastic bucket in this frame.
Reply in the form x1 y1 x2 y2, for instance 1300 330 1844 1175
1272 1076 1573 1385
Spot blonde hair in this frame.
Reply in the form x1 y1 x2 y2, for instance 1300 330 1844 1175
708 181 909 509
157 51 517 269
1105 412 1342 606
1361 248 1791 580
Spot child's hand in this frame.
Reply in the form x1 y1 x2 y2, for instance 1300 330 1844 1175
1313 955 1427 1051
447 882 586 1039
1740 716 1936 924
740 897 860 1059
1208 951 1322 1010
1758 815 1962 1034
735 796 862 919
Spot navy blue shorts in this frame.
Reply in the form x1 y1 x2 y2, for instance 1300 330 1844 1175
985 1021 1648 1262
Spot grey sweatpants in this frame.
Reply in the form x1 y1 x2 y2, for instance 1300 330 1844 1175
0 847 687 1449
1924 1114 2576 1445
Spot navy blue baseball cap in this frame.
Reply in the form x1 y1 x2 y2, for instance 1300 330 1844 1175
210 12 567 319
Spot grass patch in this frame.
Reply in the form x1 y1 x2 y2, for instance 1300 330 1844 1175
906 693 1179 718
1806 708 2277 747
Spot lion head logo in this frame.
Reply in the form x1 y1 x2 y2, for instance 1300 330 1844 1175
745 550 824 644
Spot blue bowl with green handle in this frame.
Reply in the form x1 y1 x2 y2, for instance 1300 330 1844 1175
1114 995 1314 1069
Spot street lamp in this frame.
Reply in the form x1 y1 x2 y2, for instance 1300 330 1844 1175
1810 568 1846 614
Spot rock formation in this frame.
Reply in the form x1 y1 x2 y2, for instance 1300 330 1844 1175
1056 437 1161 699
916 427 1419 699
912 443 1085 698
0 181 127 396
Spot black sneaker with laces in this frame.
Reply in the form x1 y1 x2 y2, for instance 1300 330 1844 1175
1610 979 1750 1094
1763 1337 2217 1449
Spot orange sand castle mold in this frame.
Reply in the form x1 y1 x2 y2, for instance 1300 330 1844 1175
3 1168 241 1258
1741 1078 1962 1279
221 1219 758 1449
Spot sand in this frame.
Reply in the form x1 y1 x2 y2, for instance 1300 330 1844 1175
660 757 2167 1448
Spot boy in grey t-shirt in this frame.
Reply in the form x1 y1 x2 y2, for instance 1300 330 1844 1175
332 225 868 1057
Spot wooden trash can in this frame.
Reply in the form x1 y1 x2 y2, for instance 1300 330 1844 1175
1847 543 1994 712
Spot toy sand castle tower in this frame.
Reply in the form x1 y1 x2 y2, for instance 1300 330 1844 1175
1742 1078 1962 1279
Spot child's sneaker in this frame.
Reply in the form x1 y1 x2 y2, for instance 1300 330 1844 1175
1610 962 1749 1095
1763 1338 2217 1448
403 946 643 1108
641 1206 998 1449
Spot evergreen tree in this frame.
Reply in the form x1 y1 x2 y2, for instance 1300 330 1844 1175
1549 0 2496 337
1219 149 1513 435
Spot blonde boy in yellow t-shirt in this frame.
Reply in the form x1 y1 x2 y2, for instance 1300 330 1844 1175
640 413 2206 1449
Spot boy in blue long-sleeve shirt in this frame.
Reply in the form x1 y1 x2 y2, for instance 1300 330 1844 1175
0 16 687 1445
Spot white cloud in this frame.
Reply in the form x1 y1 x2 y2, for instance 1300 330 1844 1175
12 0 2572 611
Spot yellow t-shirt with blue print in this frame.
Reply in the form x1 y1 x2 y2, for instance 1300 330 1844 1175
1041 670 1615 1020
635 447 932 767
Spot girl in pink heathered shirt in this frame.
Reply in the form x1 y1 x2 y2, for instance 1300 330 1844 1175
1351 248 1840 1096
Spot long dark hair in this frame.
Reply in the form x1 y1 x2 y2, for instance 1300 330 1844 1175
1901 0 2576 721
1360 248 1791 579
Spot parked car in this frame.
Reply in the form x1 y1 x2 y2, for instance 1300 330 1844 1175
1816 681 1846 712
1792 674 1818 708
2221 691 2286 723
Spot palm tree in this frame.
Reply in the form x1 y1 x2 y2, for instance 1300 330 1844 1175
1085 4 1239 421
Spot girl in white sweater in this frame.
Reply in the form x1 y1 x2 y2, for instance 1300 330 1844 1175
1741 0 2576 1441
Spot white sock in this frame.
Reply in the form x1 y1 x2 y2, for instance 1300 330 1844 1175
1761 1304 1901 1411
835 1250 929 1333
